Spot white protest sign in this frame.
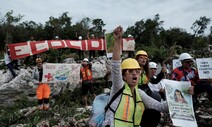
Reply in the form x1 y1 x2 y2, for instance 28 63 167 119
161 79 197 127
172 59 182 69
196 58 212 79
42 63 81 85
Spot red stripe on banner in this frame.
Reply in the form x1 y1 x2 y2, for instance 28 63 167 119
30 41 48 55
81 40 87 51
65 40 82 50
87 39 103 50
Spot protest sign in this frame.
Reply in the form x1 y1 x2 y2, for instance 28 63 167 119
122 38 135 51
42 63 81 85
172 59 182 69
161 79 197 127
196 58 212 79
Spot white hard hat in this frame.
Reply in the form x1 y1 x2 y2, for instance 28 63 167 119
179 53 193 61
55 36 59 39
83 58 89 62
149 62 157 68
78 36 82 40
128 34 133 38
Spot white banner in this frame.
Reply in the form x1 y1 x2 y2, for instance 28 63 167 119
42 63 81 85
196 58 212 79
122 38 135 51
161 79 197 127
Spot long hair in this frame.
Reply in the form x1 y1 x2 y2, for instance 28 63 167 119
135 55 150 79
174 89 186 103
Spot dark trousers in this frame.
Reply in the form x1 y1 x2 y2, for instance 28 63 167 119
140 109 161 127
38 98 49 105
194 81 212 98
6 62 17 78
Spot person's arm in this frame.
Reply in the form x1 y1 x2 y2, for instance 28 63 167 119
148 83 160 92
150 71 164 84
87 32 90 39
139 89 168 113
171 69 179 81
111 26 124 93
112 26 122 61
31 68 39 84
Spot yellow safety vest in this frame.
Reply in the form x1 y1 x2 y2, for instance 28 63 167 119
138 73 149 86
114 83 145 127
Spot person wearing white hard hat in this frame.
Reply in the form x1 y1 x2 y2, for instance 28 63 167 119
54 36 59 40
87 32 96 59
171 52 212 102
79 58 95 108
148 62 167 101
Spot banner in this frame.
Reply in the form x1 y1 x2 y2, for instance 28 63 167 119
161 79 197 127
8 38 135 60
122 38 135 51
7 39 105 60
196 58 212 79
42 63 81 85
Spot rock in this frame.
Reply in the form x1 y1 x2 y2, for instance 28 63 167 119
63 58 76 64
36 120 50 127
0 58 111 106
199 115 212 119
9 124 28 127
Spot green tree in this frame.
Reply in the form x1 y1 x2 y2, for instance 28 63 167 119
125 14 164 49
45 12 72 39
3 10 23 44
90 18 106 38
191 16 211 37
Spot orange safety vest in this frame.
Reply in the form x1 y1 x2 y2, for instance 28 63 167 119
80 66 93 81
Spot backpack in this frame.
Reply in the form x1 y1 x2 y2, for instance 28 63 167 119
88 86 124 127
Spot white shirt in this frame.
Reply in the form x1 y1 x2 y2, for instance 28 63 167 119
4 53 11 65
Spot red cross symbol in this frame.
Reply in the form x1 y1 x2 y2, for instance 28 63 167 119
45 73 53 81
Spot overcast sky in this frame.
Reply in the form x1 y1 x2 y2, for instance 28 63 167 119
1 0 212 35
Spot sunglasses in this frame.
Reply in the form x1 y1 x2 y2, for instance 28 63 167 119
184 60 193 64
125 69 142 75
150 68 157 70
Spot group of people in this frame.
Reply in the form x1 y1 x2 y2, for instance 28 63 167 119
3 26 212 126
101 26 212 127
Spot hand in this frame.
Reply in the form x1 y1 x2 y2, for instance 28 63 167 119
159 88 165 93
188 86 194 95
209 78 212 83
161 67 167 73
79 79 82 84
113 26 123 42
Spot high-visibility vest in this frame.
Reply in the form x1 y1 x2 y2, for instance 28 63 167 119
80 66 93 81
114 83 145 127
138 73 149 86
